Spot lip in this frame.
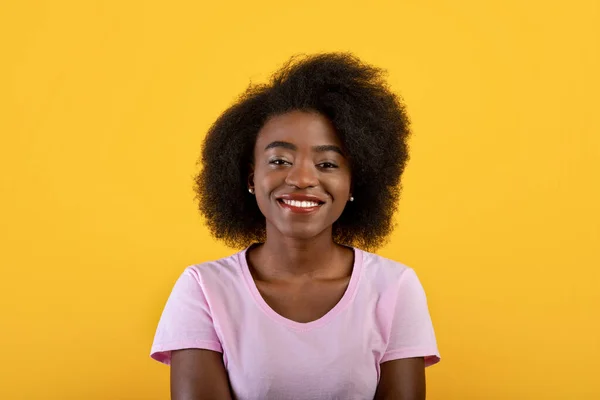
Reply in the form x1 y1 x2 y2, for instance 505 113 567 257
276 193 326 203
276 193 326 214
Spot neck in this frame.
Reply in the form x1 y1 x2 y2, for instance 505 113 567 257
251 226 349 280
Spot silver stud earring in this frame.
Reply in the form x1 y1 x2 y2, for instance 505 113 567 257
349 196 354 202
248 188 254 194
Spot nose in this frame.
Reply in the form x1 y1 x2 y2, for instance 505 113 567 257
285 160 319 189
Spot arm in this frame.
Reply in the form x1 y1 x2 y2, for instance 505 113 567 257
376 267 439 399
151 268 231 398
171 349 233 400
374 357 425 400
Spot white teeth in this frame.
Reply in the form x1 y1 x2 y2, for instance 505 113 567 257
282 199 320 208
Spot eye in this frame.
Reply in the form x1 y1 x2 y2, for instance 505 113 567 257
269 158 291 166
317 162 338 169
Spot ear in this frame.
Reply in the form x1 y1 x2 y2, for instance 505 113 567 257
349 178 354 199
247 164 255 191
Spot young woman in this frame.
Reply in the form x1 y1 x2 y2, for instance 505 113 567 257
150 53 440 400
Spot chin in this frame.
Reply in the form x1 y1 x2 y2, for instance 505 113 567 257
276 224 331 241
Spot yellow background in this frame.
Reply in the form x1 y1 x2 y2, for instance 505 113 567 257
1 0 598 399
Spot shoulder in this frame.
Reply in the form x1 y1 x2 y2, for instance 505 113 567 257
357 249 416 290
180 250 246 289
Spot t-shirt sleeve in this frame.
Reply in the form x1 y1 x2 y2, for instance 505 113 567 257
150 267 223 365
381 268 441 367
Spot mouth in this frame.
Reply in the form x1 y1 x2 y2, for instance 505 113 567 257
276 196 326 214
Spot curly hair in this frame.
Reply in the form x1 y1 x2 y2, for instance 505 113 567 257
194 52 412 251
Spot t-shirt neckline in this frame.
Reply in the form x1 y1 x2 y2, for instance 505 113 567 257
238 245 364 331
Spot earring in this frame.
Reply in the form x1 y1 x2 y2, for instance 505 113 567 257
349 196 354 202
248 188 254 194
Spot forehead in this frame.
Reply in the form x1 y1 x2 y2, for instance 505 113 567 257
255 110 342 149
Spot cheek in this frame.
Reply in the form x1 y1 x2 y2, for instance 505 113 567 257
254 171 281 208
256 171 280 193
327 176 352 201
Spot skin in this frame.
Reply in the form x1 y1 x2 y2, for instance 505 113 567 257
248 110 354 284
376 357 426 400
171 110 426 400
171 349 232 400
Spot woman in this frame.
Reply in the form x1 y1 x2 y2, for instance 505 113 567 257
150 52 440 400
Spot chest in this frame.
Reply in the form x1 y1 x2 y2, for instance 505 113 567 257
254 277 351 323
225 317 381 400
213 273 389 400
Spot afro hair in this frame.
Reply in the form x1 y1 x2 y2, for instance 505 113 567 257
194 52 412 251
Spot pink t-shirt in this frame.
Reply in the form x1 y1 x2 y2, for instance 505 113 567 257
151 247 440 399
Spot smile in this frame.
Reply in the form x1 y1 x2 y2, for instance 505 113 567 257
277 198 324 214
281 199 320 208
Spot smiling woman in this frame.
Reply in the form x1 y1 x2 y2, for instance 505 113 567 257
150 53 440 400
251 111 352 240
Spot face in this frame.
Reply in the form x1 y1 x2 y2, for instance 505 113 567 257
250 110 352 241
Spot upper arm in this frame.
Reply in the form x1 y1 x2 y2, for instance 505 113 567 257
151 268 223 364
375 267 439 399
375 357 425 400
381 268 440 366
151 268 230 398
171 349 232 400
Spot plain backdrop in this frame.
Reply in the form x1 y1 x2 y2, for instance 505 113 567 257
1 0 599 399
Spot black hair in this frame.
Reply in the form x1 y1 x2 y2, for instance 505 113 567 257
194 52 411 251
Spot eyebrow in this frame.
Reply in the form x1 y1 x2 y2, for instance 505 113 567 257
264 141 345 156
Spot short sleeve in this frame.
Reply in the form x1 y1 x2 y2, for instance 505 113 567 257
381 268 441 367
150 267 223 365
